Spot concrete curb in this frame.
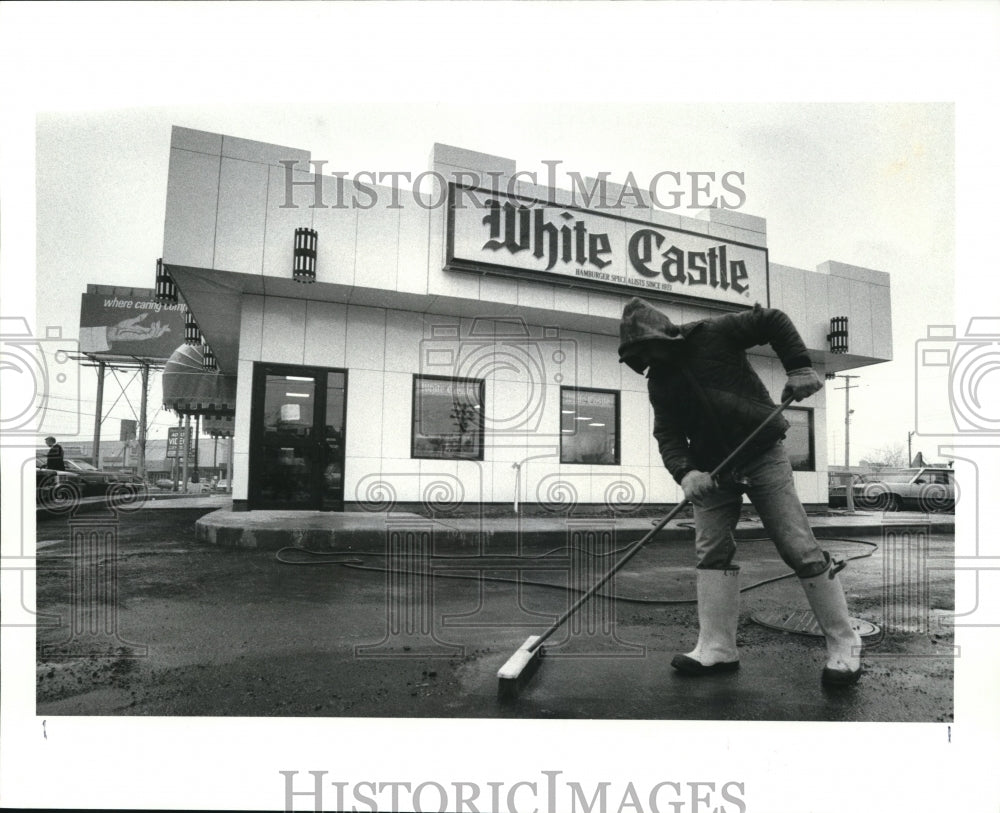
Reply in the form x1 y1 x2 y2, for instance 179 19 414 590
194 507 954 552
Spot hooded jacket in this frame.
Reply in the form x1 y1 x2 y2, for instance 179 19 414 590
618 297 813 484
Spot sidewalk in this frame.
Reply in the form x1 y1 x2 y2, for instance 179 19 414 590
194 504 955 552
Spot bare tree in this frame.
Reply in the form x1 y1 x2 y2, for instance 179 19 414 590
863 442 908 471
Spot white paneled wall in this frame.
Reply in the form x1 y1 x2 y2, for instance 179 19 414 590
163 148 220 269
231 358 255 501
303 301 348 368
263 164 318 280
232 295 820 505
215 158 268 276
769 260 893 365
261 298 307 365
168 126 880 510
344 306 387 371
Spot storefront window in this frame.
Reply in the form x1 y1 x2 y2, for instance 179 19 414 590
560 388 619 465
785 407 815 471
412 375 484 460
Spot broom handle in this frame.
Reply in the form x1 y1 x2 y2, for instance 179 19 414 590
527 394 796 653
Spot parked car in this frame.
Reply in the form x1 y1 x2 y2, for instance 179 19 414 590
153 477 216 493
851 466 957 512
37 456 144 497
35 459 83 505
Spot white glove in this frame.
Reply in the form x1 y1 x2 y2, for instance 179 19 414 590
782 368 823 402
681 470 716 504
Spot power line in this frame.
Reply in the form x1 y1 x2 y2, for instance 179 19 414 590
33 404 175 421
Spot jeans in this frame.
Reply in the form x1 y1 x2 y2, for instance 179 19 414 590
692 441 828 577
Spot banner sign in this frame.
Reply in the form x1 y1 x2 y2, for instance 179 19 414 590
446 184 768 309
79 291 187 361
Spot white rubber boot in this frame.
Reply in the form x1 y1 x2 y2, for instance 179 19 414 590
800 561 862 686
671 568 740 674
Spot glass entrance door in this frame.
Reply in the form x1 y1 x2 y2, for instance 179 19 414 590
248 364 347 511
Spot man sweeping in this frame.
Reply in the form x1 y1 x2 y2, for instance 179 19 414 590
618 297 861 687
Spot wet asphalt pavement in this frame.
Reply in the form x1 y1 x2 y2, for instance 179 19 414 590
35 505 954 722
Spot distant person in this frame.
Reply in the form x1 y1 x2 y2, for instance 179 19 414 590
44 436 65 471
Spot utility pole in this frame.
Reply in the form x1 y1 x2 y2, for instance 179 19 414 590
92 361 106 468
833 374 861 512
193 414 201 488
907 430 916 466
171 415 182 492
138 362 149 479
181 414 191 493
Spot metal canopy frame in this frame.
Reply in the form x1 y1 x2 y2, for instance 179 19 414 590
68 352 166 476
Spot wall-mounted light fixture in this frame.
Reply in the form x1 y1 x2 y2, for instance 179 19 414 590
184 308 201 345
155 258 178 304
202 340 217 371
293 227 318 283
827 315 849 354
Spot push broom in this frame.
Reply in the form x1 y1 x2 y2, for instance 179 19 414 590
497 394 797 701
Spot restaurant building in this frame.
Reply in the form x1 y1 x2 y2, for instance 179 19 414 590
160 126 892 513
